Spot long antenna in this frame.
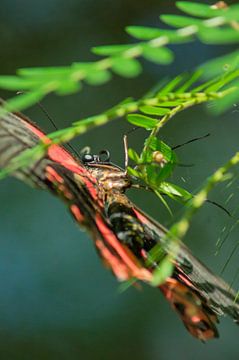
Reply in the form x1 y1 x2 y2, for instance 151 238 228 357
205 199 231 217
36 102 80 158
172 133 210 150
37 102 58 130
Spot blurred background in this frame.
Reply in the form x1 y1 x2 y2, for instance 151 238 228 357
0 0 239 359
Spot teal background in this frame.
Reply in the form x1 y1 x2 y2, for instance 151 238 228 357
0 1 239 359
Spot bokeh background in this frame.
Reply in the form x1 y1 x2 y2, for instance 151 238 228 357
0 1 239 359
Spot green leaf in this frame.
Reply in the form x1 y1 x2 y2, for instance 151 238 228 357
198 28 239 44
18 66 72 77
85 69 111 85
146 245 165 267
206 70 239 92
194 68 239 93
128 148 140 163
127 114 158 129
111 57 142 78
55 80 81 95
160 14 202 27
159 182 192 201
127 166 142 178
176 70 202 92
176 1 222 18
222 5 239 22
191 75 221 93
154 190 173 216
177 3 239 22
118 278 137 293
137 138 177 186
151 257 174 286
142 45 174 65
140 144 154 164
158 75 185 95
144 161 175 186
0 76 42 90
0 91 44 113
161 163 175 179
207 82 239 114
126 26 164 40
91 44 133 56
200 50 239 78
148 137 176 163
126 26 191 43
139 105 170 116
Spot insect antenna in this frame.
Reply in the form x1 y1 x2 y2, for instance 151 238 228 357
36 101 81 158
16 91 80 158
205 199 232 217
35 101 58 131
172 133 210 150
171 133 231 216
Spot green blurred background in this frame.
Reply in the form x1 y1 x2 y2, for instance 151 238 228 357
0 0 239 359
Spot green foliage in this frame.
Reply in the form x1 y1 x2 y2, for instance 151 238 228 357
0 70 237 201
0 1 239 285
141 45 174 65
139 105 170 116
0 2 238 114
150 150 239 285
151 258 175 286
111 58 142 78
127 114 159 129
177 1 239 20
